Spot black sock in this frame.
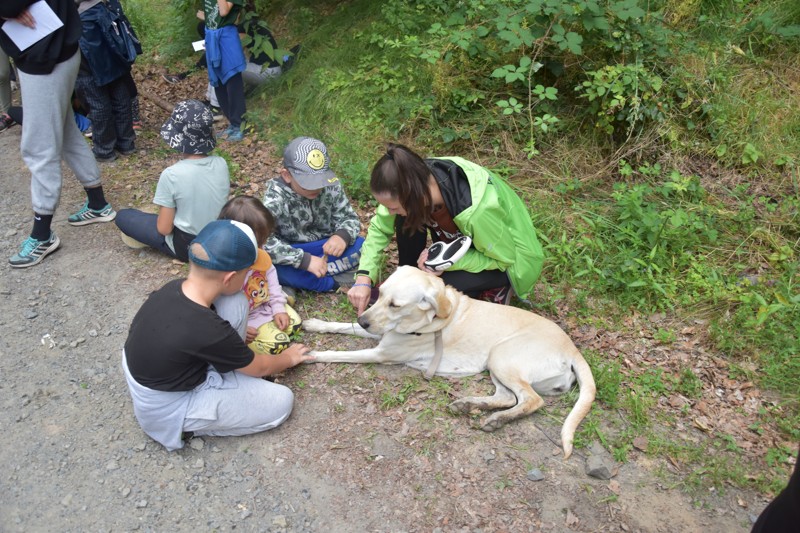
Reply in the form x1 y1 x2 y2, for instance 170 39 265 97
31 214 53 241
85 186 107 210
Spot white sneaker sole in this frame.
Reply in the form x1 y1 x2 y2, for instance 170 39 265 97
9 235 61 269
68 211 117 226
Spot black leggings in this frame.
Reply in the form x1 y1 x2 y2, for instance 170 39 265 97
395 217 509 297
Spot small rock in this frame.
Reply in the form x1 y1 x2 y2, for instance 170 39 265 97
5 229 18 237
23 310 38 319
106 460 119 471
189 438 205 451
272 515 287 528
586 455 614 480
88 329 98 337
526 468 544 481
194 458 204 469
122 487 131 497
135 500 147 508
240 509 252 520
61 494 73 506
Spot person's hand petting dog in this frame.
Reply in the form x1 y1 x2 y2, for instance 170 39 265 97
348 275 372 316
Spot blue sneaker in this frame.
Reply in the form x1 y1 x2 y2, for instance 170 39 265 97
227 127 244 142
9 233 61 268
216 125 234 139
67 202 116 226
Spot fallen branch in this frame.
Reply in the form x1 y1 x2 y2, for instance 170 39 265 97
141 91 173 112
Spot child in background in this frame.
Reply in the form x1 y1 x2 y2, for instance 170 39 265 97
262 137 364 293
115 99 229 261
219 196 302 354
202 0 247 142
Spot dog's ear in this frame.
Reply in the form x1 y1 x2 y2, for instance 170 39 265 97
434 290 452 319
419 287 452 320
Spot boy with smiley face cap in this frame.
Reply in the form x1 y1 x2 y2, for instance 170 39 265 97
262 137 364 292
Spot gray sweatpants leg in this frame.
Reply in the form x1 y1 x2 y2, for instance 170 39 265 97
183 291 295 437
213 292 249 340
18 51 101 215
182 370 294 437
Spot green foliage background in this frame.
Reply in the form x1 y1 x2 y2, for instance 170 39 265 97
128 0 798 491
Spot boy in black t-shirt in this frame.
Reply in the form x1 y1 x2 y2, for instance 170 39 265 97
122 219 312 450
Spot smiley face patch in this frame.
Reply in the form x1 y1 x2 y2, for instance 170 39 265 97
306 149 326 170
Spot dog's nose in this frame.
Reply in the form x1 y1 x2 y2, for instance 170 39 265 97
357 316 370 330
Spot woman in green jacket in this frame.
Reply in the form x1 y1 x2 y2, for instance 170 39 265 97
348 143 544 315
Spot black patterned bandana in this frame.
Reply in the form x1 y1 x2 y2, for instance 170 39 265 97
160 99 216 155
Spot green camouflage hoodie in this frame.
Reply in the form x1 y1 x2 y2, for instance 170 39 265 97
262 178 361 269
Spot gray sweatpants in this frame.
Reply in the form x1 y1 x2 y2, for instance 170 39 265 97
122 292 295 450
18 51 101 215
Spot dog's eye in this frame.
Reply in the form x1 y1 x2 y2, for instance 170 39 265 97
389 301 399 308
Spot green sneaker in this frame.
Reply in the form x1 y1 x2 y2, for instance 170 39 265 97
67 202 116 226
9 233 61 268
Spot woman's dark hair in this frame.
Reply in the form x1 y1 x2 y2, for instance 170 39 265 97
218 196 276 247
370 143 432 233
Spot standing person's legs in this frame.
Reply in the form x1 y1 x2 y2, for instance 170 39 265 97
0 49 11 112
10 52 79 266
60 77 116 227
0 48 11 116
106 76 135 153
214 73 245 130
18 53 82 218
75 73 117 160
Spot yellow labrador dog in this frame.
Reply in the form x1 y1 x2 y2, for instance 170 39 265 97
305 266 596 459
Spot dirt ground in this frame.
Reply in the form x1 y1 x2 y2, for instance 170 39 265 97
0 70 774 532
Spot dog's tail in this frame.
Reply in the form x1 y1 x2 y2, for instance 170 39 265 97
561 351 596 459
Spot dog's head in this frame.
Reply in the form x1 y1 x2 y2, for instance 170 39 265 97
358 266 454 335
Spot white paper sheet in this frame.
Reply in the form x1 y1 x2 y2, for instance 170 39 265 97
1 1 64 52
192 39 206 52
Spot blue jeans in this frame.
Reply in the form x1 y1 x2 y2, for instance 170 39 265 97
115 208 180 259
275 237 364 292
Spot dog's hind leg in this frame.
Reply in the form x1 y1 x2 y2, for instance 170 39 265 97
449 374 517 415
479 376 545 432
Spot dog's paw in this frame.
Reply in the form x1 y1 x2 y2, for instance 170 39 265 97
480 415 506 433
448 400 472 414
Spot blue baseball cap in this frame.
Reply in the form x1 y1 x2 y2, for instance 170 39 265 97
189 220 271 272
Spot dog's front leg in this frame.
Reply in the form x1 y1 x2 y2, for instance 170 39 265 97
303 318 381 339
309 347 397 365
